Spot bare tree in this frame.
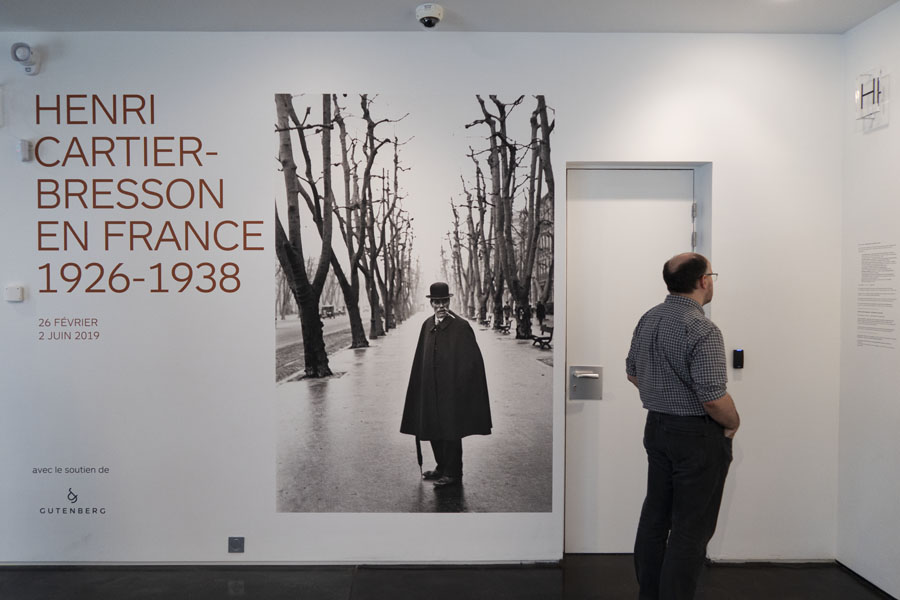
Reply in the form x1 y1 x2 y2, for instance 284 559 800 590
380 137 415 327
459 157 493 322
274 93 334 377
464 94 554 339
390 211 417 322
448 200 474 317
357 95 395 338
472 154 498 326
371 168 401 330
457 149 503 328
329 95 370 348
534 95 555 308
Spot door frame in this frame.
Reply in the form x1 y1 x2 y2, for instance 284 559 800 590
562 161 713 552
566 161 712 259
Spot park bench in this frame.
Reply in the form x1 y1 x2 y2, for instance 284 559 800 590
497 320 512 334
532 325 553 349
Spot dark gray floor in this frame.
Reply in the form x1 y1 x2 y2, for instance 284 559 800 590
0 555 895 600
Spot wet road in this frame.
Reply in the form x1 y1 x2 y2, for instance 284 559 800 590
275 312 554 513
276 310 371 349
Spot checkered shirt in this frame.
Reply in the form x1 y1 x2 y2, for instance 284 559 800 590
625 295 727 416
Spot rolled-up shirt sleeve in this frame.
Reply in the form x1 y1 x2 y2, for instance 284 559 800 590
625 323 640 377
689 327 728 403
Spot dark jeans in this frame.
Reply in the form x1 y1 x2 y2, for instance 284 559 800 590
430 439 463 478
634 411 733 600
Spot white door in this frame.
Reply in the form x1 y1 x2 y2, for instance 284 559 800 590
565 167 697 552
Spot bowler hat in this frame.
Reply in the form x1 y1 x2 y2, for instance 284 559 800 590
426 282 453 299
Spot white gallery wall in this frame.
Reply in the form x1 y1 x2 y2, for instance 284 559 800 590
0 30 846 562
840 3 900 597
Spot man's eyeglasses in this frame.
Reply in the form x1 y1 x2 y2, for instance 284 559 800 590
704 273 718 282
431 298 451 306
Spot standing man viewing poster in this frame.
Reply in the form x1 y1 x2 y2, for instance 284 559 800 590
626 253 740 600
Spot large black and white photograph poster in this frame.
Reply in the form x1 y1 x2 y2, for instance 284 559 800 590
273 93 555 513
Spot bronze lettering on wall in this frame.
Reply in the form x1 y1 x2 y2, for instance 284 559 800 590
33 94 263 295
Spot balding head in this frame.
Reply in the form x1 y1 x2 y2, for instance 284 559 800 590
663 253 709 294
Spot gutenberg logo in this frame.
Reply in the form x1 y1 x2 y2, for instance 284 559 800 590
39 488 107 516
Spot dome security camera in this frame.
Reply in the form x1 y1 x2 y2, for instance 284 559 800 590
416 3 443 28
11 42 40 75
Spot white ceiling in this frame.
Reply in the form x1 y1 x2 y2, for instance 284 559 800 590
1 0 897 34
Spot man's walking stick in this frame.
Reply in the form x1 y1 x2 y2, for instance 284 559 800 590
415 437 423 476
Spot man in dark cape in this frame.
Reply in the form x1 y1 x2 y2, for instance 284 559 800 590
400 282 492 488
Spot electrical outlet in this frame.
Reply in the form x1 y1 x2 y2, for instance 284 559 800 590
228 536 244 553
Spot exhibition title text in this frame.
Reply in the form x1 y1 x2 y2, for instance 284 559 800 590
34 94 263 294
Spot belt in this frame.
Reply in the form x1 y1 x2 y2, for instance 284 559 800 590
648 410 713 423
